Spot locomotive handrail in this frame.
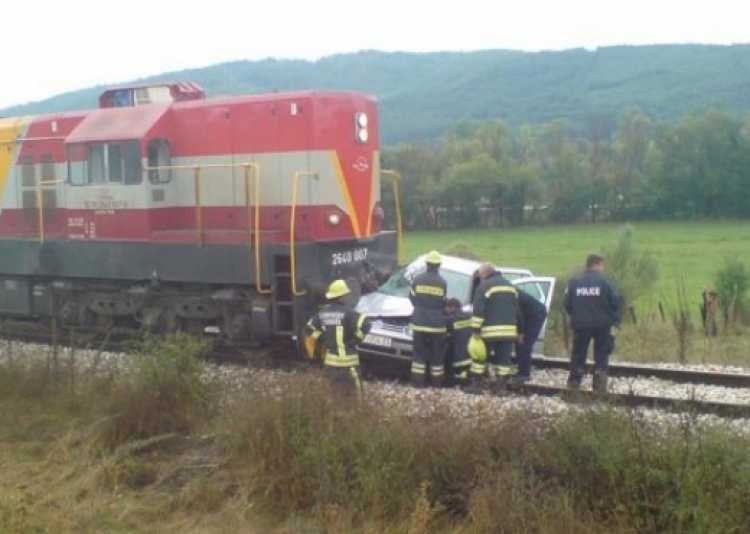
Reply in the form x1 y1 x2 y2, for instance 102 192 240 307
290 171 320 296
381 169 404 265
241 163 272 295
36 179 66 243
143 162 271 294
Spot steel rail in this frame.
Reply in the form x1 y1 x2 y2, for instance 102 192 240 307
513 382 750 419
531 355 750 388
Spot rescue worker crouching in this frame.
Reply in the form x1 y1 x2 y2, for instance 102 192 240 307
508 288 548 385
304 279 371 401
409 250 448 388
465 263 522 393
445 298 472 386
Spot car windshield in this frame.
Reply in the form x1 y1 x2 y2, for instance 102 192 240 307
376 265 473 304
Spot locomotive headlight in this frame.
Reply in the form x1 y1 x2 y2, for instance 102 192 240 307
355 112 369 144
328 212 342 226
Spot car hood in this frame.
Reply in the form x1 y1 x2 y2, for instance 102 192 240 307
356 292 412 318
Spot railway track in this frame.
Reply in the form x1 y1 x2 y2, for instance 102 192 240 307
531 355 750 388
2 324 749 420
510 382 750 419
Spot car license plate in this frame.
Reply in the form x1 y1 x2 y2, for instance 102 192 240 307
363 334 392 348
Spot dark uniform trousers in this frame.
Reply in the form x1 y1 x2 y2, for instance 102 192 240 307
569 327 611 383
412 331 447 386
322 365 363 403
514 316 544 378
486 339 514 373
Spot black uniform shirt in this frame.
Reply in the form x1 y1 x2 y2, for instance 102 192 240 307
517 289 548 333
563 269 623 329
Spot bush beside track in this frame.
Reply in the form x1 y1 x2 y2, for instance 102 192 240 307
2 336 750 532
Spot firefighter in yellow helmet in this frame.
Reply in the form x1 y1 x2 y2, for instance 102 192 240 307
465 263 523 394
409 250 448 387
304 279 371 401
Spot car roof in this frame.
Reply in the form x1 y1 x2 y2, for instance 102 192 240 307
411 254 532 278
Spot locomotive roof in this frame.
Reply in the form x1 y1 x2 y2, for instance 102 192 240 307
65 103 170 144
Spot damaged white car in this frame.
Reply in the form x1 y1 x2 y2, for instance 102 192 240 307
355 254 555 362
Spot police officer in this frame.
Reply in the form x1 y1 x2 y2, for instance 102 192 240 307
468 263 522 391
409 250 448 387
305 279 371 400
509 288 548 384
445 298 472 386
564 253 623 393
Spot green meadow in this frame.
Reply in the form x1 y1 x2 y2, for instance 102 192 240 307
402 220 750 306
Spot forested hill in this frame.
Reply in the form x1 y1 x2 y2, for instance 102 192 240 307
4 45 750 145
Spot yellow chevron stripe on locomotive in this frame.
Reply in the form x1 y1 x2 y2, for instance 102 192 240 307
0 116 33 213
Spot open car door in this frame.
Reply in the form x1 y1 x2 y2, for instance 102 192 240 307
511 276 556 353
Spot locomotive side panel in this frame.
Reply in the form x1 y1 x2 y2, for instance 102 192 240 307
0 85 398 342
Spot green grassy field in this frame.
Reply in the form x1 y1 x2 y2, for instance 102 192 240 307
402 220 750 305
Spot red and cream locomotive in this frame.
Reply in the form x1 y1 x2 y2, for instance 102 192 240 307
0 82 400 344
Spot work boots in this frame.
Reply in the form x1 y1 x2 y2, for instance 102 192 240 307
462 373 484 395
411 374 427 389
592 370 609 393
566 376 582 390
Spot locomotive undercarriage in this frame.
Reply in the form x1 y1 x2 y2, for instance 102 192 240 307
3 277 274 346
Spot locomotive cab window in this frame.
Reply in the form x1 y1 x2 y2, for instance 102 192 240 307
147 138 171 184
68 141 142 185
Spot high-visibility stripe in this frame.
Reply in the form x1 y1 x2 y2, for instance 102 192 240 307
454 319 472 329
411 362 426 374
470 362 486 374
452 358 472 368
414 285 445 296
493 365 513 376
471 317 484 328
325 354 359 367
336 325 346 358
484 285 517 298
430 366 444 377
481 325 518 338
411 325 448 333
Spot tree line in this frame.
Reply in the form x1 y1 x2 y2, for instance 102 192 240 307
382 107 750 229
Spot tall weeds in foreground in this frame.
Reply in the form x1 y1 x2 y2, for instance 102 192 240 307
217 376 750 533
93 333 213 450
667 278 694 364
3 353 750 532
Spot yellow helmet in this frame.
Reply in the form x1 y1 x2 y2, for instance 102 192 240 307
325 279 350 299
468 335 487 362
425 250 442 265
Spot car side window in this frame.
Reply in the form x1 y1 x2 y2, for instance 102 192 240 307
514 280 550 305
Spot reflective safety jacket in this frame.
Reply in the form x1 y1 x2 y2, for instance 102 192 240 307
564 269 623 329
447 308 473 368
409 270 448 333
306 302 371 367
471 271 522 339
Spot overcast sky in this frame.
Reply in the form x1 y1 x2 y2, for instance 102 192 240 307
3 0 747 109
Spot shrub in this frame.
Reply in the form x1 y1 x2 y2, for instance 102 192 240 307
601 224 659 310
714 255 749 326
94 334 213 450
